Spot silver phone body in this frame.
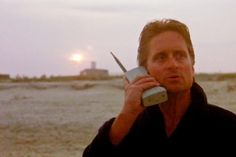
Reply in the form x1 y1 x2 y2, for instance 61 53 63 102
125 66 168 107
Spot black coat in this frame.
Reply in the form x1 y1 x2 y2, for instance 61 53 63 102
83 82 236 156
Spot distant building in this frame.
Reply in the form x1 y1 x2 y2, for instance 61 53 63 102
0 74 10 81
80 61 109 79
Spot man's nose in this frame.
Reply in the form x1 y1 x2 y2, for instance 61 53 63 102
166 56 179 69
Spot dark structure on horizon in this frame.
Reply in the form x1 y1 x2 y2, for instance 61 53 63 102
0 74 10 81
80 61 109 79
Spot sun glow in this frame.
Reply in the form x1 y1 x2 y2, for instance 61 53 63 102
69 53 84 63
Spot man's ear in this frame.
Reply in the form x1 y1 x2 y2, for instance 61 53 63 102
192 66 195 82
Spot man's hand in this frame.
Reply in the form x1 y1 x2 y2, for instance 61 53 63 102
109 75 160 145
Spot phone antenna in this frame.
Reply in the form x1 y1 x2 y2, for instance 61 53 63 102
110 52 127 72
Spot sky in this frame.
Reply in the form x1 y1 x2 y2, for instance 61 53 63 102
1 0 236 77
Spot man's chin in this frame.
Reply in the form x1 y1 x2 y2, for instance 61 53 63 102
166 85 186 93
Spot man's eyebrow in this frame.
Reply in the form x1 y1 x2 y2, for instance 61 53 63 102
152 51 165 57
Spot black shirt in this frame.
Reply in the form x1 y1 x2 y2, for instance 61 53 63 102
83 82 236 156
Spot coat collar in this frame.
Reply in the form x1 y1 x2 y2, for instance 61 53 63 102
191 82 208 106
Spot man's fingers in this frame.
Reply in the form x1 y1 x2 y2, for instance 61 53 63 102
138 81 159 92
124 75 160 92
132 75 160 86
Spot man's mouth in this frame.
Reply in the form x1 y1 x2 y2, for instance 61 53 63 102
169 74 179 77
167 75 180 80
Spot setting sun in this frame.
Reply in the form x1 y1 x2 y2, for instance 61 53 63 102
69 53 84 63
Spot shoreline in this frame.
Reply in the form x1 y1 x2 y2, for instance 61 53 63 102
1 79 236 156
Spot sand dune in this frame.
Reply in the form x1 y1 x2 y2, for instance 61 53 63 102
0 79 236 157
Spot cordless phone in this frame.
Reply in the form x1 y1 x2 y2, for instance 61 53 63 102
110 52 168 107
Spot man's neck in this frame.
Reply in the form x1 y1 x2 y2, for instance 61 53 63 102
159 90 191 137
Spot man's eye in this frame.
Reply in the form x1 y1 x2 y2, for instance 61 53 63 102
155 54 166 62
175 51 187 60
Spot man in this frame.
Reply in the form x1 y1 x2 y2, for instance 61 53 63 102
83 19 236 156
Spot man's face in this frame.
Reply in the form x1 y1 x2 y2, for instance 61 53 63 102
146 31 194 93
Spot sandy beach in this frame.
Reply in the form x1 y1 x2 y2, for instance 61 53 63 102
1 78 236 157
